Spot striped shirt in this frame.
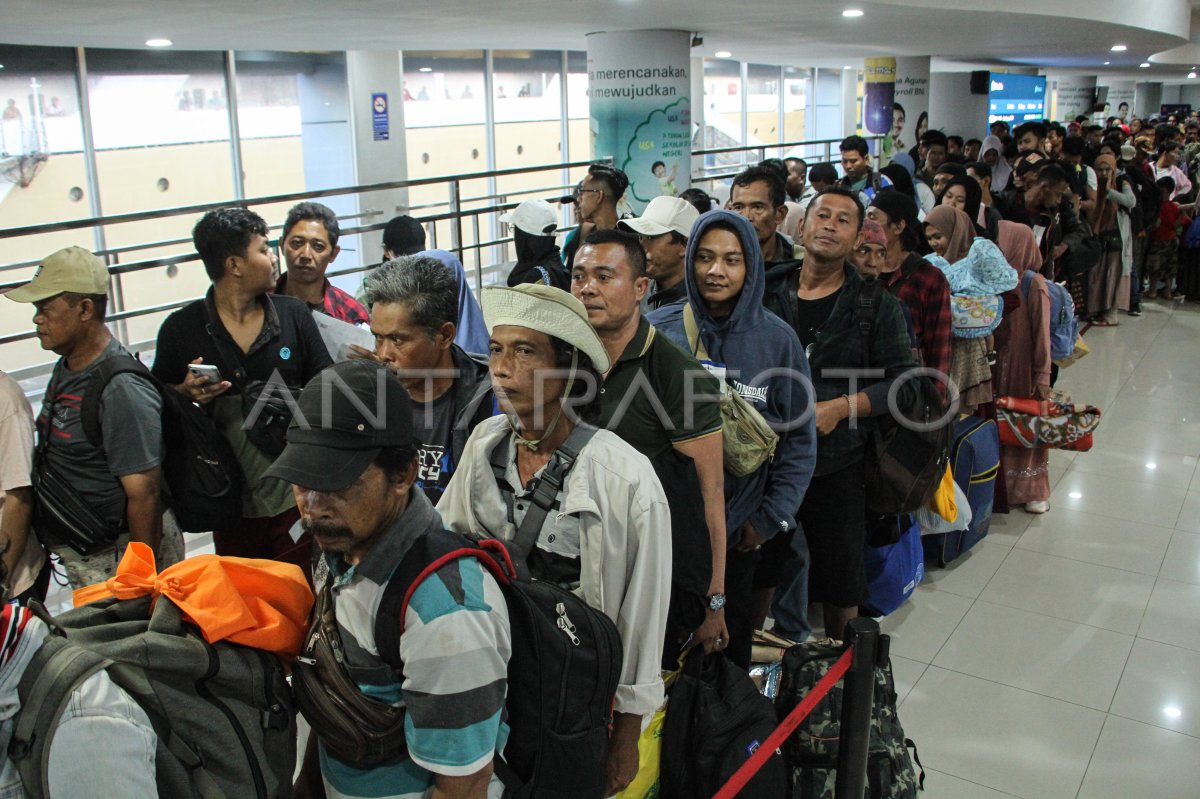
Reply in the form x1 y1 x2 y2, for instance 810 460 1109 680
316 492 511 799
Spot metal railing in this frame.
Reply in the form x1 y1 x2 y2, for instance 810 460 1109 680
1 135 883 394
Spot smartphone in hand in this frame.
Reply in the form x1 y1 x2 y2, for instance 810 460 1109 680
188 363 223 385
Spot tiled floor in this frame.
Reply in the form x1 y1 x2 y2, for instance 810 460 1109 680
882 299 1200 799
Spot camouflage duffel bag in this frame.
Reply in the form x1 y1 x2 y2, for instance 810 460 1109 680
775 640 924 799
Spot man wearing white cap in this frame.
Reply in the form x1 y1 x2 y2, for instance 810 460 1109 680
618 195 698 309
501 199 569 291
3 247 182 587
437 283 671 796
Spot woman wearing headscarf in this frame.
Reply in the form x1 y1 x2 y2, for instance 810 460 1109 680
1086 154 1137 325
419 249 491 354
980 135 1014 195
924 206 1018 411
994 221 1053 513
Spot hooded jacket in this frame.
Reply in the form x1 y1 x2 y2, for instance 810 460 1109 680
646 210 816 544
506 229 570 291
420 250 490 355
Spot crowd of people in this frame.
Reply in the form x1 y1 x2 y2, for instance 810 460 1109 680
0 107 1183 796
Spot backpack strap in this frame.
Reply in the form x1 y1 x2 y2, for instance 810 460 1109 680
373 528 517 674
683 304 709 361
487 424 598 561
1019 268 1035 302
854 278 882 369
80 355 156 448
10 637 112 798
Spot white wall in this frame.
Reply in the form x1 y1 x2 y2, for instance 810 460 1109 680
929 72 989 139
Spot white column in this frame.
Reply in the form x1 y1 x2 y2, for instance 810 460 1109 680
586 29 691 213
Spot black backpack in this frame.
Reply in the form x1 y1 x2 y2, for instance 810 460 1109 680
81 355 243 533
660 648 788 799
377 424 623 798
854 281 952 517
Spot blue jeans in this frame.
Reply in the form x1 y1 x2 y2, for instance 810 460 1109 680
770 530 812 642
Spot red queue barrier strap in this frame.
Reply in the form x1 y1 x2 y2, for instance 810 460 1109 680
711 646 855 799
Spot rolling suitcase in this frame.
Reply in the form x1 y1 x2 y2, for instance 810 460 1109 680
923 416 999 567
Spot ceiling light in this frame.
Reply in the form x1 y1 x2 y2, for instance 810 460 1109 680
418 67 432 73
145 38 173 48
1141 62 1151 68
844 65 855 70
1111 45 1128 52
1190 72 1197 79
1164 706 1183 719
1069 491 1083 499
1104 61 1111 65
715 51 732 59
842 8 864 17
1146 462 1158 470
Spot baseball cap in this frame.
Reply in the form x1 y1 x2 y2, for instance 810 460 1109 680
618 196 699 239
480 283 610 373
265 361 416 492
499 199 558 236
3 246 109 303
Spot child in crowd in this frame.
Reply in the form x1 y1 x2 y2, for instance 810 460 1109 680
1145 177 1195 299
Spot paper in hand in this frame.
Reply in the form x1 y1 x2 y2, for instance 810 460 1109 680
311 310 375 361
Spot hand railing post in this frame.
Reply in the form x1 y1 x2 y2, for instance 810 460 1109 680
834 617 881 799
449 178 464 265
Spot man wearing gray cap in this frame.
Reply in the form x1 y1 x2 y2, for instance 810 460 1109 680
3 247 182 587
619 195 698 309
271 360 511 799
437 283 671 796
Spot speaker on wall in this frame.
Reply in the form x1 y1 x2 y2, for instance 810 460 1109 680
970 70 990 95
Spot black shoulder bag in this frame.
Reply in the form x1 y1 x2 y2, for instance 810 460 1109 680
32 379 124 555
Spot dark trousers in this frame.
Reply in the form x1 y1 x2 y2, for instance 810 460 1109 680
724 545 761 669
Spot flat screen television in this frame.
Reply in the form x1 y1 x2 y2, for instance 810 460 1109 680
987 73 1047 133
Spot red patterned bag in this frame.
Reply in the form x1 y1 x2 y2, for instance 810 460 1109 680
995 396 1101 452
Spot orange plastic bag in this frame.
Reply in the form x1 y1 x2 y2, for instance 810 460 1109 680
73 542 314 660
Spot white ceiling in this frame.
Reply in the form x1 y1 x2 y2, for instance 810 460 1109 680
2 0 1195 80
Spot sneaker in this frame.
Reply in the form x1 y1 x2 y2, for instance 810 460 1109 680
1025 500 1050 514
1128 309 1143 317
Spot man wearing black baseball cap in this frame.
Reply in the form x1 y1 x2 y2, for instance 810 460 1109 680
271 360 511 798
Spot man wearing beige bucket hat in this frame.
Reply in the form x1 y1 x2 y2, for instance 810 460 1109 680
437 282 671 796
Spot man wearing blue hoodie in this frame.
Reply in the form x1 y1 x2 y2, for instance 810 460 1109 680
647 210 817 667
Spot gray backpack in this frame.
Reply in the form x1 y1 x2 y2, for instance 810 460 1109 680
8 596 296 799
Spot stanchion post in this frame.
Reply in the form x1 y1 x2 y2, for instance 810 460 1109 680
834 617 880 799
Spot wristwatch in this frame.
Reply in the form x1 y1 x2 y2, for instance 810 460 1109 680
706 593 727 612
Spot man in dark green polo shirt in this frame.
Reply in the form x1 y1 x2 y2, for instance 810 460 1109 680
571 228 729 664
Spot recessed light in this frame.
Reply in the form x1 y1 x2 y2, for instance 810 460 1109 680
1146 462 1158 470
715 51 732 59
844 65 855 70
1069 491 1083 499
1111 44 1127 52
1141 62 1151 68
145 38 173 48
1104 61 1111 66
842 8 864 17
1189 72 1197 80
418 67 432 73
1164 706 1183 719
